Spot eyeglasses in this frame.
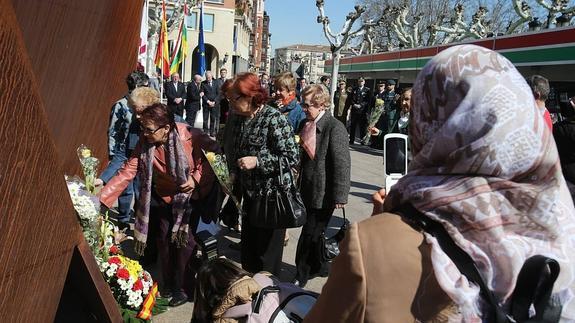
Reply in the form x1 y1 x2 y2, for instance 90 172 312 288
140 125 164 135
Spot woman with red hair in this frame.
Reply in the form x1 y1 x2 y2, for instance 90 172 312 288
224 72 300 276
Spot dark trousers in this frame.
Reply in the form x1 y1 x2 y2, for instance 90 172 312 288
295 207 333 285
349 112 367 144
155 203 197 298
203 105 220 136
169 104 184 117
185 107 198 127
241 196 286 276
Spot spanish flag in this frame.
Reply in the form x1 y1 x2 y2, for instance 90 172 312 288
154 0 170 78
137 282 158 320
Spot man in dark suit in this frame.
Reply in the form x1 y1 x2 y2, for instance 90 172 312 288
164 73 186 117
296 77 307 103
201 70 219 137
214 68 229 125
349 77 372 144
185 74 203 127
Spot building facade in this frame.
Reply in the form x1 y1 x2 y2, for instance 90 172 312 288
233 0 254 75
260 11 271 73
273 44 332 82
250 0 264 72
180 0 235 81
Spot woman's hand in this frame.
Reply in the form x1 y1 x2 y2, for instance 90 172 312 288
237 156 258 171
368 127 381 136
335 203 346 209
180 175 196 193
371 188 386 216
94 178 104 187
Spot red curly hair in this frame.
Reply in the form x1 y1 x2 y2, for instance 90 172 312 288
224 72 268 108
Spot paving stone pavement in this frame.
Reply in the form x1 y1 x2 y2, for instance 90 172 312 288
153 144 385 322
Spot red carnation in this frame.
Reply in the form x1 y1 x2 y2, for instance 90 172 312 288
116 268 130 280
108 256 121 265
109 245 120 255
132 279 143 291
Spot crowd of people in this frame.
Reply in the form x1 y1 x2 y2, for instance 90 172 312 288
95 43 575 322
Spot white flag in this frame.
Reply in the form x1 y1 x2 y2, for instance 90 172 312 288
138 0 148 69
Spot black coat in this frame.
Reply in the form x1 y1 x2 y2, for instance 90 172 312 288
201 80 219 107
554 120 575 183
350 86 371 115
185 82 202 112
164 81 186 110
298 113 351 209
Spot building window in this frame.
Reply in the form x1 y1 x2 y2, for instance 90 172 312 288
233 24 238 51
203 13 215 32
186 11 197 30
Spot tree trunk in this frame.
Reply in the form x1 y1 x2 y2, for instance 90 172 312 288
329 50 341 110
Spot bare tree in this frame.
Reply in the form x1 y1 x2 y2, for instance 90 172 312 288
356 0 519 50
533 0 575 27
316 0 384 103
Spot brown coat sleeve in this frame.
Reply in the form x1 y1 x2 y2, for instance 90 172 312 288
303 223 366 323
304 214 453 323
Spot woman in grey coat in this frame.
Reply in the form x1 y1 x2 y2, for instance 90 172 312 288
294 84 351 287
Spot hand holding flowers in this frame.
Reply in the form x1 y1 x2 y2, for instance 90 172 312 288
363 98 385 145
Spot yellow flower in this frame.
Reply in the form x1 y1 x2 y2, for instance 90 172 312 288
294 135 301 144
375 98 385 108
205 152 216 163
80 148 92 158
119 255 143 280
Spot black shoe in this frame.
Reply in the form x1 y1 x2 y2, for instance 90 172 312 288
168 293 188 307
159 290 172 299
229 242 241 251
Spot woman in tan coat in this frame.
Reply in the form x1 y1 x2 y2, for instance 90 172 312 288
305 45 575 322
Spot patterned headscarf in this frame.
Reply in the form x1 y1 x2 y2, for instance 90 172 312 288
384 45 575 321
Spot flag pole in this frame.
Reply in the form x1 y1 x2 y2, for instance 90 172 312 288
160 0 165 102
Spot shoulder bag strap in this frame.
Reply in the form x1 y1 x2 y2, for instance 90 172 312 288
395 204 508 323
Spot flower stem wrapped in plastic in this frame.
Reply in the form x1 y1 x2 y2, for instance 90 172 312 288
77 144 100 194
363 98 385 145
203 150 243 215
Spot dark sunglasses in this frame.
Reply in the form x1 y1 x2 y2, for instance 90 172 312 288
140 125 164 134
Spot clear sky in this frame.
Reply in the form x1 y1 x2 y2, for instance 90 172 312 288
265 0 360 50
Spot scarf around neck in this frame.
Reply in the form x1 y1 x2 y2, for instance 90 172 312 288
134 125 192 255
383 45 575 321
281 93 297 107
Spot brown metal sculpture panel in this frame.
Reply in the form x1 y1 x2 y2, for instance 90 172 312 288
0 0 141 321
12 0 142 174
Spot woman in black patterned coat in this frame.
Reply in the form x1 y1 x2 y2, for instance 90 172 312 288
224 73 300 276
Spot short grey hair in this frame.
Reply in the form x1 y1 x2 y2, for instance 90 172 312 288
526 75 550 101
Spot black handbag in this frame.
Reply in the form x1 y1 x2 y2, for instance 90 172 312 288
321 208 350 262
249 157 307 229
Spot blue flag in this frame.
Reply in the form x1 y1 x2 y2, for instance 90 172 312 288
197 1 206 76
